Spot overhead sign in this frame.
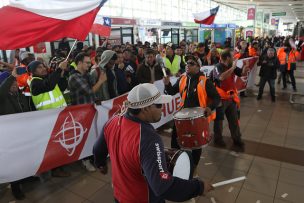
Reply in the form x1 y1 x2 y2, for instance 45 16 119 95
272 12 286 17
161 21 182 27
111 18 136 25
182 22 199 27
138 19 161 26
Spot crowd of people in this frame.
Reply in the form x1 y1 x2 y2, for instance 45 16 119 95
0 34 303 201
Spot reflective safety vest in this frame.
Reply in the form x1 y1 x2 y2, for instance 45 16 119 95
179 75 216 122
70 62 77 70
216 87 240 108
164 55 181 75
249 46 258 57
277 48 300 70
30 77 67 110
182 55 186 64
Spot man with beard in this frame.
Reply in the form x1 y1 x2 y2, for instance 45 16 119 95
210 50 249 150
257 48 280 102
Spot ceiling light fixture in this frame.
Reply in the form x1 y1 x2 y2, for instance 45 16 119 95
288 4 292 6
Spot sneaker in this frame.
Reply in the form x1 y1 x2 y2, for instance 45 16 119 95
51 168 71 177
214 139 226 148
82 160 96 172
271 97 276 102
11 184 25 200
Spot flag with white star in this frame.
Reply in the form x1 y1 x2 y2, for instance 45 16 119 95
91 15 112 37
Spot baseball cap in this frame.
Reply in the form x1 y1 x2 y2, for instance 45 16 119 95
185 54 199 65
27 60 42 73
127 83 172 109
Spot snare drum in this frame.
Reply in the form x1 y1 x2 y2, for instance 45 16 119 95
165 148 193 180
173 107 211 149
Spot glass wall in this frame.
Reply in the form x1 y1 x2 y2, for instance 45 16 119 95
0 0 246 23
98 0 246 23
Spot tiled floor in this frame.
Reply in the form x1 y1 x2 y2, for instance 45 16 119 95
1 62 304 203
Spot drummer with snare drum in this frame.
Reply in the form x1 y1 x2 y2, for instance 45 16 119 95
163 55 221 176
93 83 213 203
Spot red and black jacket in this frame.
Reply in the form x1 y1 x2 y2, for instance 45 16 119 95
93 113 204 203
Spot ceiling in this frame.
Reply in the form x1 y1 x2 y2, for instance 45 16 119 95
214 0 304 23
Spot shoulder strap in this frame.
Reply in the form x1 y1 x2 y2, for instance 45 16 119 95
96 67 101 79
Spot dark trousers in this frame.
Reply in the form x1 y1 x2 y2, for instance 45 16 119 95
258 78 275 98
282 69 296 89
214 100 242 142
171 124 202 167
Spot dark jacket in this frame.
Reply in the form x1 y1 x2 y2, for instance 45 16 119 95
0 75 33 115
30 68 67 96
258 56 280 79
165 72 220 111
137 60 164 84
114 65 131 95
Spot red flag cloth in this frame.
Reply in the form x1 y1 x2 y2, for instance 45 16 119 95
0 0 107 50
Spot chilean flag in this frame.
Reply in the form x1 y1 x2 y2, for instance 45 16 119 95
90 16 112 37
193 6 219 25
0 0 108 50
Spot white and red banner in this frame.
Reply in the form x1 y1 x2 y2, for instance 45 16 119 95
193 6 219 25
0 58 258 183
0 79 179 183
201 57 259 92
0 0 107 50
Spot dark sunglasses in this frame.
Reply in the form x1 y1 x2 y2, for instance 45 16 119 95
154 104 163 109
186 61 197 66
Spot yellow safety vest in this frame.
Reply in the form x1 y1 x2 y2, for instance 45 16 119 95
30 77 67 110
164 55 181 75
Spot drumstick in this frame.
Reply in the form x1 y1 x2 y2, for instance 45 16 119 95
162 67 167 77
212 176 246 188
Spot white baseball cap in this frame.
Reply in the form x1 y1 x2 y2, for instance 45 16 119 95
127 83 172 109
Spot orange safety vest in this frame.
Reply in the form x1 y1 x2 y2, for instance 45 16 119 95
215 86 240 108
234 52 241 60
179 75 216 122
277 47 300 70
16 65 31 96
249 46 258 57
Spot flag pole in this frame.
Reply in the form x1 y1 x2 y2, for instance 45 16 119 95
65 39 78 61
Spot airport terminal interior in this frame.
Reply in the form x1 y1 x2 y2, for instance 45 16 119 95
0 0 304 202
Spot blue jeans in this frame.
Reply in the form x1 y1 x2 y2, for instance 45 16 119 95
258 77 275 98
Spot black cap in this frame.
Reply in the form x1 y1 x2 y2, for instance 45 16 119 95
27 61 42 73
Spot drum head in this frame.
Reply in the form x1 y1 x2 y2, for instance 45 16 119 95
172 151 191 180
174 107 205 119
